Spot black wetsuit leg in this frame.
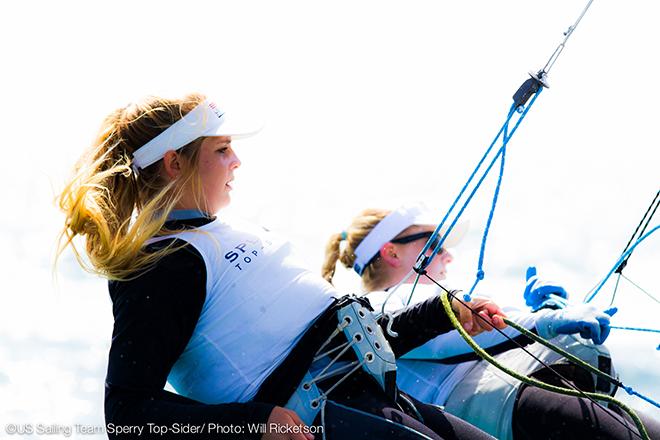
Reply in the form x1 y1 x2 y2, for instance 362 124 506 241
512 385 660 440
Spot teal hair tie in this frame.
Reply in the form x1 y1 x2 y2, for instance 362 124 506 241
340 231 348 241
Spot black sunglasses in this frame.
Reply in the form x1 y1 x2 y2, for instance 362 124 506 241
390 231 445 254
363 231 445 271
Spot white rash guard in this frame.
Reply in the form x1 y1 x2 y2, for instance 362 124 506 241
151 217 337 404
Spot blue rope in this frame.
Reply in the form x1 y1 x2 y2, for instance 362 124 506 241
622 386 660 410
466 142 508 301
610 326 660 334
407 78 658 409
416 88 542 306
421 89 543 274
417 105 518 261
584 225 660 303
429 145 506 261
426 143 507 278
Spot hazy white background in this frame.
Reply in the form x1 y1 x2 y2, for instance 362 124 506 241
0 0 658 436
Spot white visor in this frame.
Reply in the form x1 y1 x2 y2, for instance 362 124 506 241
353 203 468 275
131 99 261 172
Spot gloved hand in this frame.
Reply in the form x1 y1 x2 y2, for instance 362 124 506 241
535 303 618 345
524 266 569 311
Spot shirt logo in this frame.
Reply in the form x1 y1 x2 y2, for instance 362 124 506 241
224 238 272 271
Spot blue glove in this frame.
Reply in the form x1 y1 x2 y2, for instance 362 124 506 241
535 304 618 345
524 266 569 311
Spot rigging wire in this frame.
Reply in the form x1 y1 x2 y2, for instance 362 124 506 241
541 0 596 76
605 190 659 305
584 225 659 303
615 190 659 275
620 273 660 305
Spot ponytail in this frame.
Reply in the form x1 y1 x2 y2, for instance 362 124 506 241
321 232 343 283
321 208 391 291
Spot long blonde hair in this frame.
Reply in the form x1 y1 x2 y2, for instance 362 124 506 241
322 208 392 291
57 93 207 280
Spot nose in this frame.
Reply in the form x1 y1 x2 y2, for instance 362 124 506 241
441 249 453 264
230 150 241 169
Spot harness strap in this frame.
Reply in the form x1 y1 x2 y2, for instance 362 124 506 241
285 300 398 425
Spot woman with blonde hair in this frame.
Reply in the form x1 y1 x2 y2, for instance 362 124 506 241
58 93 507 439
323 204 660 440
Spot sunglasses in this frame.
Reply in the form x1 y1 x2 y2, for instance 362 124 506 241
363 231 446 271
390 231 445 254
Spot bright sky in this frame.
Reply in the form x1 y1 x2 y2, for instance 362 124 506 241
1 0 658 431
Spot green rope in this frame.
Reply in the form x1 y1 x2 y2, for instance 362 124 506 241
502 317 621 388
439 291 650 440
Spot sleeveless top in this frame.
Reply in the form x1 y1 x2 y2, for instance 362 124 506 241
151 217 336 404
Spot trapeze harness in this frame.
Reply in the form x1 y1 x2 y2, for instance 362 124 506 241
150 217 400 428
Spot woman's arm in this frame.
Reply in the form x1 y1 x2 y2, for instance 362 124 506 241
402 307 537 361
105 240 274 438
402 303 616 362
376 293 506 358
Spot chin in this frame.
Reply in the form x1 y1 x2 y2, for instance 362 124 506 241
217 194 232 209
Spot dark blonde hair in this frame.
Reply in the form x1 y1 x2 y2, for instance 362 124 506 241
322 208 392 291
57 93 207 280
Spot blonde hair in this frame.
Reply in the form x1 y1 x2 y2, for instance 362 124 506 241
322 208 392 291
56 93 208 280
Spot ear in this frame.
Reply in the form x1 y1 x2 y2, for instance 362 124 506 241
379 243 400 268
162 150 182 180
